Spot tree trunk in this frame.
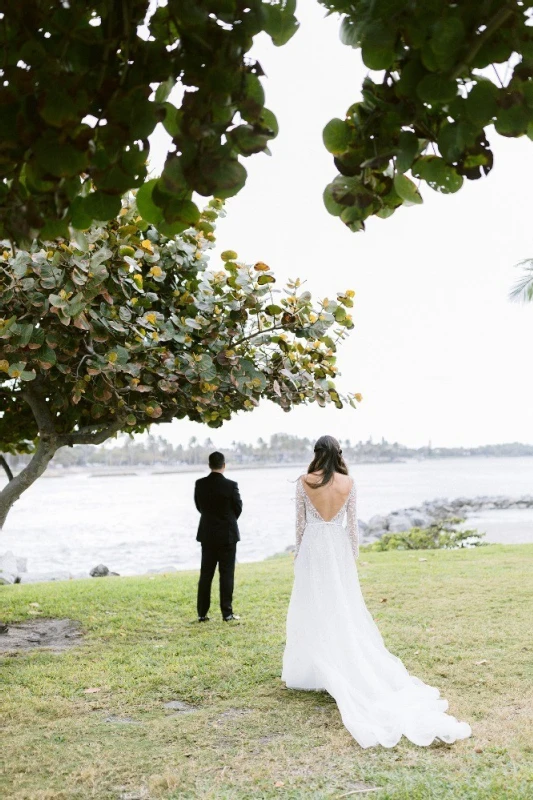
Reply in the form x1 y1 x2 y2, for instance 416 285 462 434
0 437 57 530
0 456 14 482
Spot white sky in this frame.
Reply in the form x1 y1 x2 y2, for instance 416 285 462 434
147 2 533 450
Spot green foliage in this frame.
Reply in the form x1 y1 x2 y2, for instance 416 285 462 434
0 198 358 459
0 1 299 243
320 0 533 230
510 258 533 302
362 520 486 552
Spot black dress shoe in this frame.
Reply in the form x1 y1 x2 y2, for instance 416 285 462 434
198 616 210 622
223 614 240 621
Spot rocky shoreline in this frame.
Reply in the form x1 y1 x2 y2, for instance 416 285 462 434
2 494 533 585
359 494 533 542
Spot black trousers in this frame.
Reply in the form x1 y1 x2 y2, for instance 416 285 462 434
197 542 237 619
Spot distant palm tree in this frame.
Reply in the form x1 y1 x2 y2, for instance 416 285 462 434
510 260 533 303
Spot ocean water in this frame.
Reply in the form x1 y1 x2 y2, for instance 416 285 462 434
1 457 532 576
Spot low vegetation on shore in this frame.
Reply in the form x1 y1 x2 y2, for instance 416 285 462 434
1 545 532 799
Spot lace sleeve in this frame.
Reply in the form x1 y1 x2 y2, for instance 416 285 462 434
294 477 306 560
346 481 359 559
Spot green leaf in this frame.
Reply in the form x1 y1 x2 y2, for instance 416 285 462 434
136 179 164 225
340 206 365 232
464 80 498 126
157 220 189 237
340 17 361 48
228 125 270 156
257 108 279 138
412 156 463 194
70 197 94 230
11 252 31 278
194 158 247 199
20 370 37 381
437 121 477 163
395 131 419 173
323 184 345 217
262 3 299 47
162 102 182 137
33 140 87 178
429 16 465 69
361 24 396 70
495 101 529 137
40 218 70 240
162 198 200 226
265 304 282 315
323 119 352 155
37 346 57 369
82 192 122 221
155 77 174 104
7 362 26 378
416 75 458 105
393 173 423 204
257 274 275 285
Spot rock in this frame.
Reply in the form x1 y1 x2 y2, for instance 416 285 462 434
19 571 73 583
357 519 369 536
0 551 19 585
163 700 197 713
16 557 28 573
146 566 177 574
410 513 432 528
90 564 110 577
367 515 388 534
387 514 413 533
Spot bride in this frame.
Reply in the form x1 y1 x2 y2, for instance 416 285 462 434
282 435 472 748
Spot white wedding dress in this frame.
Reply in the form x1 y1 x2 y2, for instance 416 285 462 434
282 477 472 748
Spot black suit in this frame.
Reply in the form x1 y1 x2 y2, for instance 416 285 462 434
194 472 242 618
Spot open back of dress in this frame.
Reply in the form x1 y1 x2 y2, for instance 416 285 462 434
282 477 472 749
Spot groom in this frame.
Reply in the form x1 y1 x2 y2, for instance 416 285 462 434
194 452 242 622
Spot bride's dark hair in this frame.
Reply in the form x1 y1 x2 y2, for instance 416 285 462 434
306 435 348 488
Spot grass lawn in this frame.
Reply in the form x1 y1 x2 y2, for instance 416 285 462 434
1 544 532 799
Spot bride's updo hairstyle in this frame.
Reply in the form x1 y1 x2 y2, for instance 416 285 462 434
306 435 348 488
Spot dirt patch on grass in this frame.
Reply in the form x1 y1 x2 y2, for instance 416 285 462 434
0 618 82 654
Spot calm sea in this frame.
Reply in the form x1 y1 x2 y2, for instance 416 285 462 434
1 457 533 576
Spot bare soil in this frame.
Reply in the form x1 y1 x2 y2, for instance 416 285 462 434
0 618 82 654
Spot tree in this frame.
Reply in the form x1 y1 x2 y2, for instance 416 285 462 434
1 1 299 243
5 1 533 244
0 198 358 529
320 0 533 230
510 259 533 302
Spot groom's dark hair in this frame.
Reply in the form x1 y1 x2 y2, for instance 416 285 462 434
209 451 225 470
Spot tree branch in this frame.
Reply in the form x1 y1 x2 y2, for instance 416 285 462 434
59 418 125 447
450 5 516 81
0 455 13 482
232 322 287 347
20 382 57 436
0 439 56 528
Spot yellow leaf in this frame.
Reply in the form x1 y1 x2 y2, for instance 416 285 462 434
141 239 153 252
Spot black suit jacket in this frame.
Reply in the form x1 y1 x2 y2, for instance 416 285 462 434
194 472 242 545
